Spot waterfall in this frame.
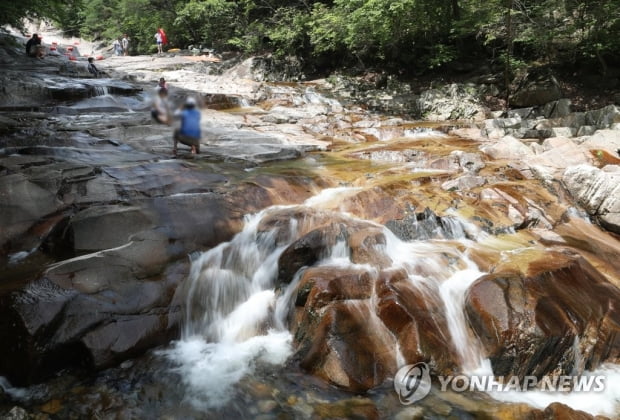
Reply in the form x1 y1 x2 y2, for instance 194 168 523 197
92 85 109 96
163 187 494 409
437 261 492 375
163 206 296 409
162 186 619 415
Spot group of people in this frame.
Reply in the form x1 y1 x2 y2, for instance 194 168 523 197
112 29 166 56
26 31 197 155
26 33 103 77
151 78 202 155
112 34 130 56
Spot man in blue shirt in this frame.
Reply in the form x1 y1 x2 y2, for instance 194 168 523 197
173 97 201 155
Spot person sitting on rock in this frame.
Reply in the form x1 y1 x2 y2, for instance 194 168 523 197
173 97 201 155
151 87 171 125
87 57 101 77
158 77 168 90
26 34 44 58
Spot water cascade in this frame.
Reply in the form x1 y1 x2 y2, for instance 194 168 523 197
164 185 620 416
165 187 494 408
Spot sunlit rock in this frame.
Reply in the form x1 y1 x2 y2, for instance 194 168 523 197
480 136 534 160
563 164 620 234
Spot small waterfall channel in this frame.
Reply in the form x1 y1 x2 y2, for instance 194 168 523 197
162 187 488 409
162 186 620 416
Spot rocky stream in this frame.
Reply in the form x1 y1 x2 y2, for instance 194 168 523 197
1 26 620 419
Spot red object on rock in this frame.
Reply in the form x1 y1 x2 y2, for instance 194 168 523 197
96 55 104 60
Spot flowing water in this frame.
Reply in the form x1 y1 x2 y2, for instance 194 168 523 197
2 73 620 418
161 179 620 417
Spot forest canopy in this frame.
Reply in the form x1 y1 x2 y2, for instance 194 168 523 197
3 0 619 77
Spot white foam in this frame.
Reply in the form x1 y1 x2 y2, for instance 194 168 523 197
162 331 292 410
489 364 620 416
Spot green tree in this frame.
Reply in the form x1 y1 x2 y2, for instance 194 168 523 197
174 0 237 50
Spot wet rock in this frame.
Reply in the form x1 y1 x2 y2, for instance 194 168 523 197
338 187 407 223
441 174 487 191
277 225 342 288
544 402 598 420
386 208 467 241
66 205 156 253
0 171 63 247
294 298 396 391
313 397 379 420
465 255 620 378
348 227 392 268
0 252 187 385
293 266 374 309
276 216 390 287
375 268 459 372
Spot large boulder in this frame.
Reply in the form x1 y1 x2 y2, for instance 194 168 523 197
0 250 187 386
291 266 396 391
290 265 461 392
0 171 63 247
413 83 488 121
276 221 392 287
465 254 620 378
563 164 620 234
510 71 562 107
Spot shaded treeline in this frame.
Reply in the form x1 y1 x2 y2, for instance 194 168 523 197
3 0 619 77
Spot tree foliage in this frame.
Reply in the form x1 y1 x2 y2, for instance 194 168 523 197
1 0 618 75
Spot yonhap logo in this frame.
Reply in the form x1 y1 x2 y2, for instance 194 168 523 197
394 362 432 404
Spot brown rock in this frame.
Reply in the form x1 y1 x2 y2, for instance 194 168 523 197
544 402 597 420
375 269 459 373
465 255 620 378
296 300 397 391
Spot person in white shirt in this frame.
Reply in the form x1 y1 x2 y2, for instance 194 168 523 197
154 31 163 54
113 38 122 56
